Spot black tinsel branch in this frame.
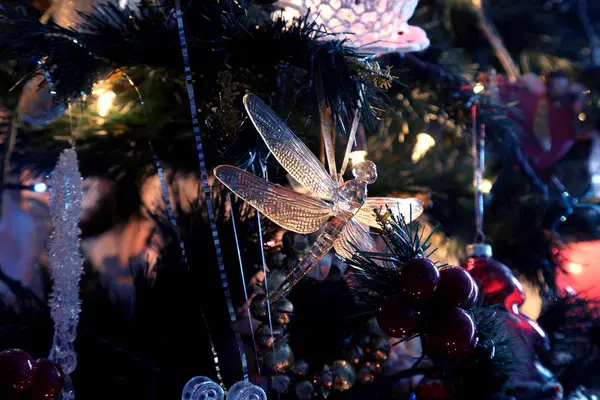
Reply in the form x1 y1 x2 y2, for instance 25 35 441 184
537 291 600 394
0 0 381 124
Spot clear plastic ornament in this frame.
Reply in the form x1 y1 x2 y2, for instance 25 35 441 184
182 376 224 400
226 381 267 400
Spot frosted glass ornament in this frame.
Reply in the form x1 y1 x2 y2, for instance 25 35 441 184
17 74 66 127
182 376 224 400
277 0 429 54
226 381 267 400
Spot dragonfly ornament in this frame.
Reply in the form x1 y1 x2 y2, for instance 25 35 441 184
214 94 423 307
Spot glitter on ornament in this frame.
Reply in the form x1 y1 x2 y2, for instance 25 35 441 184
47 148 84 400
276 0 429 54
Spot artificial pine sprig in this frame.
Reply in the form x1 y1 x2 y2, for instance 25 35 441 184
346 208 439 306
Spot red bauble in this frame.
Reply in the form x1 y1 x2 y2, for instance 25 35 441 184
433 266 478 308
423 308 477 358
415 377 454 399
27 359 65 400
376 295 421 338
0 349 36 392
398 257 440 300
462 256 525 311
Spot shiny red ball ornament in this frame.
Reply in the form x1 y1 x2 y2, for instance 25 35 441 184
398 257 440 300
27 359 65 400
415 377 454 399
434 266 478 308
423 307 477 358
462 255 525 311
0 349 37 392
376 295 421 338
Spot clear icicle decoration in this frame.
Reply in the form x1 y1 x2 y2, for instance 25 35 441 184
47 147 84 400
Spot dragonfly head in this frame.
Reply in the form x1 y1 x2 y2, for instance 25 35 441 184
352 161 378 185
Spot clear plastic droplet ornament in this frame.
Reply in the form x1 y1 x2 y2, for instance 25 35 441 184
226 381 267 400
182 376 224 400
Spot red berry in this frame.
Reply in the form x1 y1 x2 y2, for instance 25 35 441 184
398 257 440 300
0 349 36 392
376 295 421 338
434 266 478 308
28 359 65 400
423 308 477 358
462 256 525 311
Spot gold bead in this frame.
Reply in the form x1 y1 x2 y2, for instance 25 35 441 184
260 343 294 373
256 324 283 349
272 375 292 393
273 298 294 325
295 380 314 399
292 360 310 376
345 345 365 365
267 270 287 290
365 335 390 362
318 364 334 390
330 360 356 391
357 362 378 384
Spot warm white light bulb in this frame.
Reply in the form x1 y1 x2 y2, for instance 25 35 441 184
567 262 583 275
349 150 367 165
97 91 116 117
411 133 435 163
473 83 485 94
480 179 493 194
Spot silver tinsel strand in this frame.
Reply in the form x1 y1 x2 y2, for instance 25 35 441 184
47 147 84 400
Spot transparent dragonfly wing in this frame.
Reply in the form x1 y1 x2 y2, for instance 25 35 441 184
333 219 380 262
215 165 333 234
354 197 424 229
243 94 339 201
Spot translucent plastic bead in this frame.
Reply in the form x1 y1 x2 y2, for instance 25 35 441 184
182 376 224 400
226 381 267 400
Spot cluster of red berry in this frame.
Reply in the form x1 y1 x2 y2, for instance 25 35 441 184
376 257 479 359
0 349 64 400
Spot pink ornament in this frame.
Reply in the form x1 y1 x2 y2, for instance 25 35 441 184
495 74 583 171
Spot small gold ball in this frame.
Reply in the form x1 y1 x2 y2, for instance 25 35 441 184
330 360 356 391
260 343 294 373
345 345 365 365
274 298 294 325
356 362 379 384
256 324 283 349
365 335 390 362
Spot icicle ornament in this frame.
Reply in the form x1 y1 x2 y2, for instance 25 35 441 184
276 0 429 54
47 148 84 400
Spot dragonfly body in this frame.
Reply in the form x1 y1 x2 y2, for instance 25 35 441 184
274 216 346 303
266 167 376 303
214 94 423 307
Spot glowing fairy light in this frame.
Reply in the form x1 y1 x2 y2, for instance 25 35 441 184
33 182 48 193
480 179 492 194
579 113 587 121
411 133 435 163
567 262 583 275
349 150 368 165
97 91 116 117
473 178 493 194
473 83 485 94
